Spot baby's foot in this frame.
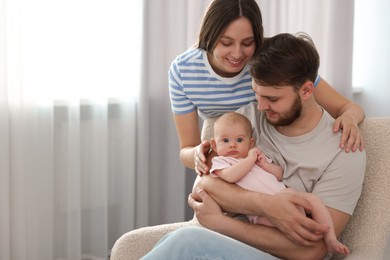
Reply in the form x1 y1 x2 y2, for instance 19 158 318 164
327 240 350 256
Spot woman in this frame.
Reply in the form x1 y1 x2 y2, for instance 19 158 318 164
168 0 365 175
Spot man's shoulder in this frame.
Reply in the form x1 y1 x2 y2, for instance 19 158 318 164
316 109 339 137
236 102 261 119
236 102 266 140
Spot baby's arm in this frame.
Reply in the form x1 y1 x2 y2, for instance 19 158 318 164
255 148 283 181
214 149 258 183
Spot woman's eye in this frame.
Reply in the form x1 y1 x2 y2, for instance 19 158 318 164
221 41 232 47
242 41 254 47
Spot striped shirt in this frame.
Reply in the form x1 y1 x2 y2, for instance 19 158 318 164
169 48 320 119
169 48 255 119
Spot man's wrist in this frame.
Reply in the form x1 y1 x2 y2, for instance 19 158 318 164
243 191 269 216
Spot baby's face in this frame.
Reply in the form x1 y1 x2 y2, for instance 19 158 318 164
213 123 252 159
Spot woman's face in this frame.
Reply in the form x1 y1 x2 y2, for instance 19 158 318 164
208 17 256 77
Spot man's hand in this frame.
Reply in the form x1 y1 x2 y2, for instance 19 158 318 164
199 175 329 246
263 192 328 246
188 188 225 228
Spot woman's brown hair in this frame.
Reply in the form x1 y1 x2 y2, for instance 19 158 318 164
197 0 264 53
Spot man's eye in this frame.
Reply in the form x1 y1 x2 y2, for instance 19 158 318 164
237 138 243 143
223 138 229 143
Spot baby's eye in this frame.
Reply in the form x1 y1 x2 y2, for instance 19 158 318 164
223 138 229 143
237 138 243 143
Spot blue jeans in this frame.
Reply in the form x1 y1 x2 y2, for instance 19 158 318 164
141 226 282 260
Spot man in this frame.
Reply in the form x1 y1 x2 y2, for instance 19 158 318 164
142 33 366 260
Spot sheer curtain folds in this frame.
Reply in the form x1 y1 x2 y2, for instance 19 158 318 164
1 0 142 259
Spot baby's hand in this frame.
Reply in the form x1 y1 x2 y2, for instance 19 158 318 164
253 147 266 167
248 147 259 161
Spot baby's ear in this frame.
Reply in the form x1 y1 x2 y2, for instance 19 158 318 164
250 137 255 147
211 138 217 151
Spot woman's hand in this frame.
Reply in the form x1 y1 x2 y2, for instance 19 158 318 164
333 115 365 152
194 140 211 176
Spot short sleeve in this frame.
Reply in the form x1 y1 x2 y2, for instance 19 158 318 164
312 149 366 215
168 61 196 114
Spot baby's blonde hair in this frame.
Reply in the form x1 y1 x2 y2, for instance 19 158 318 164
214 112 253 137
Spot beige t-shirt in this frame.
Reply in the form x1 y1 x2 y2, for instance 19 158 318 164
237 102 366 215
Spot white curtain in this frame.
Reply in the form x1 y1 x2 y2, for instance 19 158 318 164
134 0 188 228
0 0 146 259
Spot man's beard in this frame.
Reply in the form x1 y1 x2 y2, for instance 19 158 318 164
265 94 302 127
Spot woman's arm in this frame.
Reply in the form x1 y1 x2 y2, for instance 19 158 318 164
173 111 202 169
314 78 365 152
173 111 212 174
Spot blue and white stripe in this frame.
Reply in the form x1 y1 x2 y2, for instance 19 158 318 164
169 48 256 118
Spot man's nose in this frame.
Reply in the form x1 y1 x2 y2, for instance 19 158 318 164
257 97 269 111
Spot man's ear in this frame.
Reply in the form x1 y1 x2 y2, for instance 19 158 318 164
300 81 314 100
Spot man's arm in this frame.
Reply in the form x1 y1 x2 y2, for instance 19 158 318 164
190 187 350 260
199 175 328 245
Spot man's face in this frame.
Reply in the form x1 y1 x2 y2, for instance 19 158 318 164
252 80 302 126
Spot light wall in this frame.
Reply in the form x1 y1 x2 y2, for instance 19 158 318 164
352 0 390 117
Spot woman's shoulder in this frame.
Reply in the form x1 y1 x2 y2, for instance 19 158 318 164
172 48 205 65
